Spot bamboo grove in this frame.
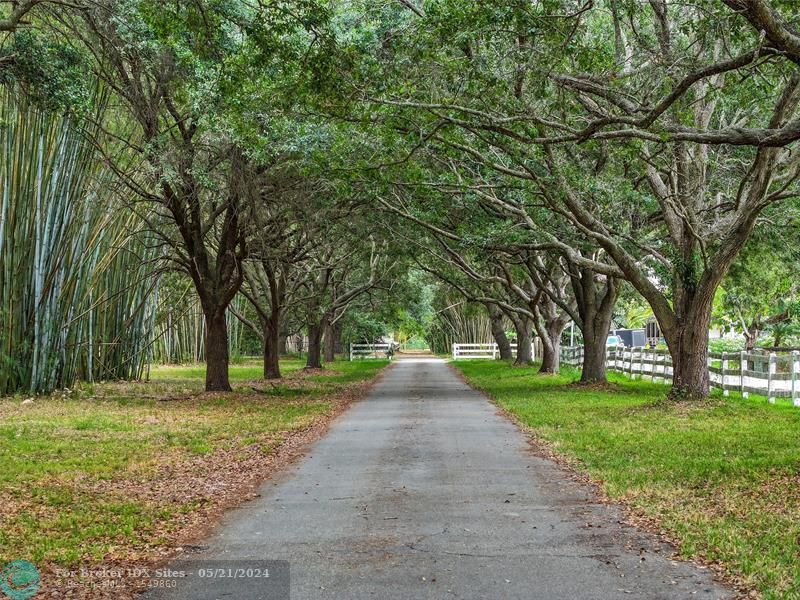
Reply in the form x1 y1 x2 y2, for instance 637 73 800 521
0 89 157 394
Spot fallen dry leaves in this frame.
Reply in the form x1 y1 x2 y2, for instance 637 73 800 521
13 367 389 599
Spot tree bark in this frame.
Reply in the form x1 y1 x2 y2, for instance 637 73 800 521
537 320 563 374
572 270 618 384
581 330 608 383
744 321 759 350
488 304 513 360
306 320 325 369
262 311 281 380
533 297 569 374
668 325 711 398
204 311 232 391
323 320 339 363
661 287 714 398
513 320 533 365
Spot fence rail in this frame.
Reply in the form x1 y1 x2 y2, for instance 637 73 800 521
560 345 800 406
349 343 393 361
451 342 534 361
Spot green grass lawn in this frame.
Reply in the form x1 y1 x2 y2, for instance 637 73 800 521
454 360 800 599
0 358 386 569
147 358 307 384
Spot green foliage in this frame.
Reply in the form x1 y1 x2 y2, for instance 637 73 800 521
0 30 91 111
708 338 745 353
340 312 387 344
614 287 654 329
714 220 800 347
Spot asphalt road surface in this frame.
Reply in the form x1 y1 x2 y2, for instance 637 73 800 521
144 358 731 600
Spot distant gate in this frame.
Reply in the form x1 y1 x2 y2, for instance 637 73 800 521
350 343 393 361
451 342 534 361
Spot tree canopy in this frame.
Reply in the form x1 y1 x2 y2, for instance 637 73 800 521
1 0 799 398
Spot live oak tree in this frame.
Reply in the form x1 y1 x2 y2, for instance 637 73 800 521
377 185 541 365
236 175 318 380
376 160 618 379
60 3 254 391
500 249 619 383
0 1 89 110
715 215 800 349
419 249 535 365
55 0 332 391
486 302 513 361
351 0 800 397
295 210 395 369
563 261 619 383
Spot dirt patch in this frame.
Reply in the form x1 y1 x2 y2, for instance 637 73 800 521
567 381 621 392
294 367 343 377
625 396 727 417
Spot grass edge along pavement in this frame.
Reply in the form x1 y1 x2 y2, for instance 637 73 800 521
0 358 389 599
453 359 800 600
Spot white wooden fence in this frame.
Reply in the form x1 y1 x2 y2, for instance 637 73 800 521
451 342 534 361
350 343 393 361
560 345 800 406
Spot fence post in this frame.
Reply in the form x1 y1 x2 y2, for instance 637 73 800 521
793 351 800 408
628 347 634 379
639 347 644 381
768 353 776 404
740 351 747 398
721 352 729 397
452 343 456 361
650 346 656 382
492 344 497 360
349 343 353 362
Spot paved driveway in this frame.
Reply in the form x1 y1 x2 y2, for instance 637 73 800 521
144 358 730 599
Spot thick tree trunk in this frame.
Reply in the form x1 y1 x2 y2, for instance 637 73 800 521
575 275 617 384
662 293 713 399
306 321 324 369
529 291 569 375
538 335 559 373
537 319 566 374
668 326 710 398
514 324 533 365
581 331 608 383
488 305 513 360
205 311 231 392
323 320 338 363
262 312 281 380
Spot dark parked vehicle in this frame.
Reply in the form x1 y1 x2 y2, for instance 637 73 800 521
609 328 646 347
